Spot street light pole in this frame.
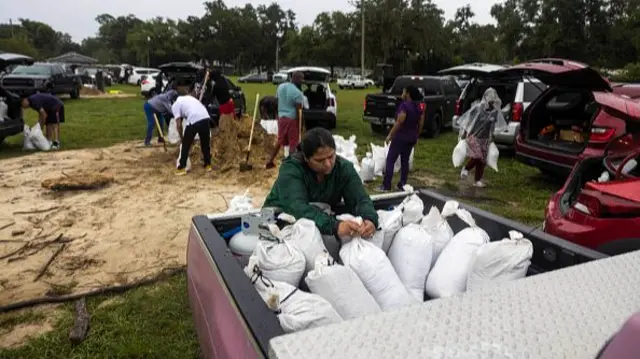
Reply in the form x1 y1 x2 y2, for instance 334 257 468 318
361 0 365 76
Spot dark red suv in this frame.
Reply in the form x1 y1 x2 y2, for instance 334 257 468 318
502 59 637 176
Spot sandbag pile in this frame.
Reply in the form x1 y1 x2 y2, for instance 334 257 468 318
23 123 51 151
370 142 415 177
242 196 534 335
333 135 360 174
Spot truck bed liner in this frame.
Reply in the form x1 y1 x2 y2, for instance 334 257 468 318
269 249 640 359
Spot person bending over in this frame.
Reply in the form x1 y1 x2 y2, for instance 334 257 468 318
259 95 278 120
264 127 379 257
143 87 178 146
172 88 212 176
21 92 65 150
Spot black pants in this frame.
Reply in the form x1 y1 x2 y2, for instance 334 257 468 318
178 119 211 169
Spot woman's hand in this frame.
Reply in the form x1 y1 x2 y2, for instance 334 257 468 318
337 220 362 240
359 220 376 239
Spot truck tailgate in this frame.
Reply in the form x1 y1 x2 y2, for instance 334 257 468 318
364 93 400 121
187 189 606 359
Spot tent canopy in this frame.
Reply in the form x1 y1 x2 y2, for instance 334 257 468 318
47 52 98 65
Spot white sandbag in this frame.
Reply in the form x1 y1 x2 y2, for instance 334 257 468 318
425 208 490 298
399 192 424 225
226 190 253 213
376 209 403 252
408 148 415 171
260 119 278 135
253 238 306 286
359 152 375 182
175 143 193 172
598 171 610 183
167 118 181 144
281 218 328 272
335 214 384 248
622 159 637 175
245 257 342 333
371 142 387 177
305 252 381 320
420 200 459 266
467 230 533 292
22 124 36 151
452 139 467 167
487 142 499 172
340 218 417 311
30 123 51 151
387 223 434 301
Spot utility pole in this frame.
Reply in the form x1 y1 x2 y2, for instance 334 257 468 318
9 18 14 38
275 38 280 72
361 0 365 76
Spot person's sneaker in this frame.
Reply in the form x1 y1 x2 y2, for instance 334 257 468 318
376 185 390 193
460 169 469 180
473 181 487 188
204 165 212 172
174 168 187 176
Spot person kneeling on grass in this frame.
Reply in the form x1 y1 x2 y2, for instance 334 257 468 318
377 85 425 192
458 87 507 188
143 87 178 146
21 92 65 150
172 88 212 176
263 127 379 258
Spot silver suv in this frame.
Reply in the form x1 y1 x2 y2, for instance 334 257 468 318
440 63 547 149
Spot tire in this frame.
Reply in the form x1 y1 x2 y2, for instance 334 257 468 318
426 113 442 138
70 86 80 99
370 123 387 135
339 86 344 90
365 84 370 89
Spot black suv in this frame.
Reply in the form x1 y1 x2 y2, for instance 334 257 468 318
1 61 82 99
0 53 35 144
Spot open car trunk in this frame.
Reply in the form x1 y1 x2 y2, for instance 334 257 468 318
525 89 598 154
303 83 327 110
461 77 519 121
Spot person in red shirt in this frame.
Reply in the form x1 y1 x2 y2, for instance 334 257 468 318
21 92 65 150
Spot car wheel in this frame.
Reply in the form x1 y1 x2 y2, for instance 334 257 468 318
426 113 442 138
339 86 344 90
371 124 387 135
365 84 369 89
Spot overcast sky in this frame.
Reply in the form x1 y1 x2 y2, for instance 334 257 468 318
3 0 501 42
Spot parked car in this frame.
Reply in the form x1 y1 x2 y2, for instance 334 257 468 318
284 66 337 129
544 102 640 255
82 67 113 86
337 74 374 89
127 67 160 86
499 59 638 177
1 62 82 99
611 83 640 100
157 62 246 125
238 73 268 83
439 62 548 150
0 53 34 144
186 189 608 359
363 75 461 137
272 72 288 85
140 72 166 98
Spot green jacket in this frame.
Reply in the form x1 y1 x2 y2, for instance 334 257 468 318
264 153 379 235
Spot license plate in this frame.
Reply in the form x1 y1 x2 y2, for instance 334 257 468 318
363 116 382 124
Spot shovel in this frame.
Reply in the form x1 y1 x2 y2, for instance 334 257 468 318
240 93 261 172
198 69 210 102
152 113 167 152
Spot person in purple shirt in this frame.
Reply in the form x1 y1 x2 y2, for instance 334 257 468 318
21 92 65 150
378 85 425 192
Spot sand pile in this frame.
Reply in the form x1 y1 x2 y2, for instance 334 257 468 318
41 172 114 191
79 87 103 96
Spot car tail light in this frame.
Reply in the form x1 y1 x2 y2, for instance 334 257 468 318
454 99 462 116
141 79 149 85
574 192 602 217
363 99 367 110
419 102 426 112
589 127 616 143
511 102 524 122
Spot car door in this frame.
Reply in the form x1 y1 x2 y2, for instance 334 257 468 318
50 65 67 93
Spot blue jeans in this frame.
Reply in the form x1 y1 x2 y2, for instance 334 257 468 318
143 102 165 144
382 139 415 190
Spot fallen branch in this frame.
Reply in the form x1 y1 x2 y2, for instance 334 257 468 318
14 206 60 215
0 242 30 260
68 297 91 345
0 266 186 313
0 239 25 243
34 243 66 282
0 221 15 231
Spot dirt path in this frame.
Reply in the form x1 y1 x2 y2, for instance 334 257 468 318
0 134 279 305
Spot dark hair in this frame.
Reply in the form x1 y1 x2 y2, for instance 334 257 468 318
298 127 336 158
405 85 423 101
211 70 222 81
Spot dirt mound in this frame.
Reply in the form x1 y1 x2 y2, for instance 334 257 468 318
79 87 103 96
41 172 114 191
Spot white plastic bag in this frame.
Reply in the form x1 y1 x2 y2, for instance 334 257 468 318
253 238 306 286
467 230 533 292
487 142 499 172
399 192 424 225
452 139 467 167
387 223 434 301
376 209 403 253
22 124 36 151
420 200 459 266
245 257 342 333
371 143 387 177
30 123 51 151
281 218 328 272
226 190 253 213
305 252 381 320
260 119 278 135
359 152 375 182
167 118 181 144
340 219 417 311
425 208 490 298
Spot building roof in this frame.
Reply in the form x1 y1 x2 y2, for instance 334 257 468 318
47 52 99 65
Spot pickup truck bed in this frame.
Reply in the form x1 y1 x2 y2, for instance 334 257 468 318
186 189 608 359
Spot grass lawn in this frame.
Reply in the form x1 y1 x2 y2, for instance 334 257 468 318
0 79 562 358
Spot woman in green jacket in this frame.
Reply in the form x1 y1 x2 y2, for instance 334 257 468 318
264 128 379 255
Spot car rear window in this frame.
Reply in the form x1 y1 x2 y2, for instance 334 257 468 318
523 83 547 102
389 77 442 96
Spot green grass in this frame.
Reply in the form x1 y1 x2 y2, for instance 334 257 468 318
0 79 562 357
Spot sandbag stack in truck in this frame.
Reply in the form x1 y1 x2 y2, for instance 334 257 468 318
421 201 459 266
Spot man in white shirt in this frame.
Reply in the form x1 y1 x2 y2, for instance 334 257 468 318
171 89 212 175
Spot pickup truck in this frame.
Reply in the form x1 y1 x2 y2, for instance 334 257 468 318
1 62 82 99
363 75 461 138
184 189 636 359
0 53 34 144
337 75 374 89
